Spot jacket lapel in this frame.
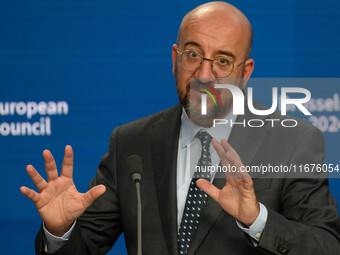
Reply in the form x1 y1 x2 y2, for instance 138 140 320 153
187 100 269 254
152 105 182 255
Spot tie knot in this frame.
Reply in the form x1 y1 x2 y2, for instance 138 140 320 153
196 130 212 149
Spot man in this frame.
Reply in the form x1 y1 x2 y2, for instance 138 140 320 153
21 2 340 254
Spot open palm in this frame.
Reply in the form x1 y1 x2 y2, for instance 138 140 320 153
196 138 259 226
20 145 106 236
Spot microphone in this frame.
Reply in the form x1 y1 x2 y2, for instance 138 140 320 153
127 155 143 182
127 155 143 255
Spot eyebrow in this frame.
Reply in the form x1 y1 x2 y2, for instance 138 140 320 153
183 41 236 60
216 50 236 60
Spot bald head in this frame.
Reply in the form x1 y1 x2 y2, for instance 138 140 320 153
177 1 253 59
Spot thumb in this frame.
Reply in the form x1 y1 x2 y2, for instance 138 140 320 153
83 184 106 209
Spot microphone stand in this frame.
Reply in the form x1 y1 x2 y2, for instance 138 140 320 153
135 179 142 255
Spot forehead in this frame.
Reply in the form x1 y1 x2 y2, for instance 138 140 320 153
179 11 248 58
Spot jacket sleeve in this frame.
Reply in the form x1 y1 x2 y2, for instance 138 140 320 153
257 127 340 255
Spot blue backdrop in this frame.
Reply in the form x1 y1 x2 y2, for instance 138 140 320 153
1 0 340 254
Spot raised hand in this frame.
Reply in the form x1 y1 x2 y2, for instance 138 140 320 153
196 138 259 226
20 145 106 236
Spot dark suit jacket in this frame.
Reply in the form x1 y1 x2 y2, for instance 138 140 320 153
36 103 340 255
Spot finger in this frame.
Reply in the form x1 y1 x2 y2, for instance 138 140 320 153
226 169 245 179
82 184 106 209
224 151 252 180
43 150 59 181
61 145 73 178
221 139 241 166
220 139 251 179
212 138 229 165
213 139 251 181
196 179 220 202
212 139 238 180
20 186 40 203
26 165 48 191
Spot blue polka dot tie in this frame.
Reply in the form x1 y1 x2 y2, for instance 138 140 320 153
178 130 212 255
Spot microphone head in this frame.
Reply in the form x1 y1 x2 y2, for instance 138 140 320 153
127 155 143 182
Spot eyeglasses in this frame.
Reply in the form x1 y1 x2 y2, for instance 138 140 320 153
177 50 247 78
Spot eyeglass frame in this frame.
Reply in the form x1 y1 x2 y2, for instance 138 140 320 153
177 49 247 78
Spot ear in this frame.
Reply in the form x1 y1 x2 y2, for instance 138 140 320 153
240 59 254 89
172 44 178 75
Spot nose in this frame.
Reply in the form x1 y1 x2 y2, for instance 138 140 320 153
194 59 215 79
